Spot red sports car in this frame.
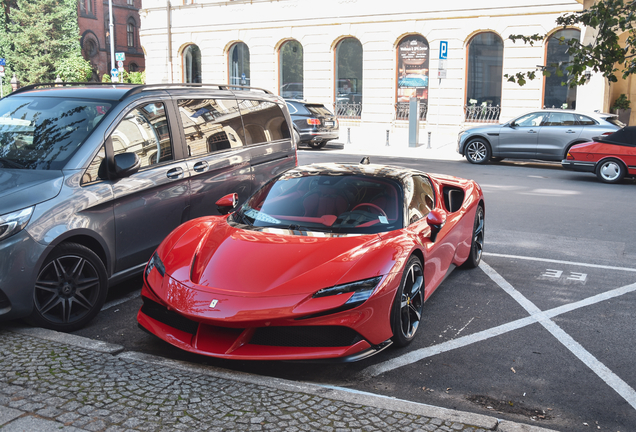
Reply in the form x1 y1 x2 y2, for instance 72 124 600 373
137 161 485 361
562 127 636 183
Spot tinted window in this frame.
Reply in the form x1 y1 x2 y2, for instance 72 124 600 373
235 173 403 234
306 104 334 117
111 102 173 168
238 100 291 145
178 98 244 156
605 116 626 128
0 96 112 170
406 175 435 225
575 114 597 126
514 112 546 127
544 112 577 126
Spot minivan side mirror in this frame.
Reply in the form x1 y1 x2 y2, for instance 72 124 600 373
113 152 141 178
216 193 239 215
426 208 447 242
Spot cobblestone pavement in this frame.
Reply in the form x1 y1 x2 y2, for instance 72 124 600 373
0 327 554 432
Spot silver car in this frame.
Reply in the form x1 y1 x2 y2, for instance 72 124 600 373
0 83 297 331
457 109 624 164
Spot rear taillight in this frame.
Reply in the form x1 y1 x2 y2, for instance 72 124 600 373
307 118 320 125
566 152 574 160
602 132 613 135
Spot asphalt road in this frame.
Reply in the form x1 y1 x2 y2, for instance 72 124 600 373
71 150 636 432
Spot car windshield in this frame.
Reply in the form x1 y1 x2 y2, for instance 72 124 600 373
234 172 404 235
0 96 113 170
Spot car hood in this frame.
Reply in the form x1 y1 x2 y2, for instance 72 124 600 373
462 124 504 135
159 218 398 298
0 169 64 215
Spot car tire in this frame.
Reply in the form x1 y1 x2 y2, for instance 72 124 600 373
391 255 424 347
465 138 491 164
595 158 626 184
461 204 485 269
28 242 108 332
308 141 327 149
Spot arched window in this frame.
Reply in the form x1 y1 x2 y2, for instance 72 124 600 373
544 29 581 109
466 32 503 122
279 40 303 99
183 44 202 83
127 20 136 48
129 63 138 72
335 37 363 119
396 34 429 121
229 42 250 87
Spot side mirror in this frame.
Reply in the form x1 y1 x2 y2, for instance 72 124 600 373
216 193 239 215
113 152 140 178
426 209 447 242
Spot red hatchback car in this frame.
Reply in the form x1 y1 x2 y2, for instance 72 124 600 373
137 161 484 361
562 127 636 183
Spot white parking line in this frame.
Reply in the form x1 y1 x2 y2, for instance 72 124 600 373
361 258 636 412
484 252 636 273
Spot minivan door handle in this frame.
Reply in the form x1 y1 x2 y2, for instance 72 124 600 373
193 161 209 172
166 167 184 179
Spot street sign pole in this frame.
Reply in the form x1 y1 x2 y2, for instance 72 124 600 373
109 0 115 76
436 41 449 134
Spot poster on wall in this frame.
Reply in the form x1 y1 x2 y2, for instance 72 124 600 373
398 37 429 105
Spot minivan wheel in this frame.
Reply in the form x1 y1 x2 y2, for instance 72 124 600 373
465 139 491 164
29 243 108 332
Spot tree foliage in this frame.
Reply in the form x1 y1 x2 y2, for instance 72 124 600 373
0 0 87 86
102 70 146 84
506 0 636 88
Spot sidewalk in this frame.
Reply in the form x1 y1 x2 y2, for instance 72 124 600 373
0 325 556 432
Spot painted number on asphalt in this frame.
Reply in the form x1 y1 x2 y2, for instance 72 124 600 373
541 269 588 283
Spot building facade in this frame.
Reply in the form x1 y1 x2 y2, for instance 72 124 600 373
139 0 614 146
78 0 145 80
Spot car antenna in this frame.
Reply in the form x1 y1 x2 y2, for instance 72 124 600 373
360 157 370 165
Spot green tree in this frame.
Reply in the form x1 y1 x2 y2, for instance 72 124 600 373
506 0 636 87
102 70 146 84
56 54 93 82
3 0 84 85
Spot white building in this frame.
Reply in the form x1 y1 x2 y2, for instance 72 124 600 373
139 0 610 148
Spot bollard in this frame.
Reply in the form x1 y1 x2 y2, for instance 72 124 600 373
347 127 351 145
386 130 390 146
427 131 432 149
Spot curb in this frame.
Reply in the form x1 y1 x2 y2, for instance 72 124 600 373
8 324 557 432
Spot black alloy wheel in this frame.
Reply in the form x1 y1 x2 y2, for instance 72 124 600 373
29 243 108 332
461 204 485 269
391 256 424 347
465 138 491 164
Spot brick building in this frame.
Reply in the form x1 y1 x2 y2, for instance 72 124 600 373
78 0 145 81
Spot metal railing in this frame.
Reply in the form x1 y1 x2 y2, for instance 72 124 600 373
334 102 362 119
395 102 428 121
464 104 501 123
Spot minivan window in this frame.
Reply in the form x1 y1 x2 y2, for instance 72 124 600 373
110 102 173 168
238 99 291 145
0 96 112 170
178 98 244 156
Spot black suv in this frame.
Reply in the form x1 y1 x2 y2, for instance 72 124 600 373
286 99 339 149
0 83 296 331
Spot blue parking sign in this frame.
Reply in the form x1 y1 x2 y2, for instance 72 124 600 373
0 58 5 66
439 41 448 60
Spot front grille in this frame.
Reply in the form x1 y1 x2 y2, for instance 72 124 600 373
141 297 199 335
250 326 363 347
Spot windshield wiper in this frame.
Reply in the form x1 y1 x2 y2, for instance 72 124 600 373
288 224 332 233
0 158 25 169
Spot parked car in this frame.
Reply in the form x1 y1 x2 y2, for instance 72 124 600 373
562 126 636 183
137 160 485 361
0 82 297 331
285 99 339 149
457 109 623 164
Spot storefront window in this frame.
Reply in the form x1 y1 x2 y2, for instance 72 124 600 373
279 40 303 99
229 42 250 87
183 44 201 83
466 32 503 122
544 29 580 109
396 35 429 121
335 38 363 119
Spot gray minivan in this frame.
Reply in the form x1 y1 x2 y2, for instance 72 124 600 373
0 83 297 331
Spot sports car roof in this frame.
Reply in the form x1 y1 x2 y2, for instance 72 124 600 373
283 162 420 182
597 126 636 147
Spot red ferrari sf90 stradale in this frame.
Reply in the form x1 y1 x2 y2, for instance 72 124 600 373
137 161 485 361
